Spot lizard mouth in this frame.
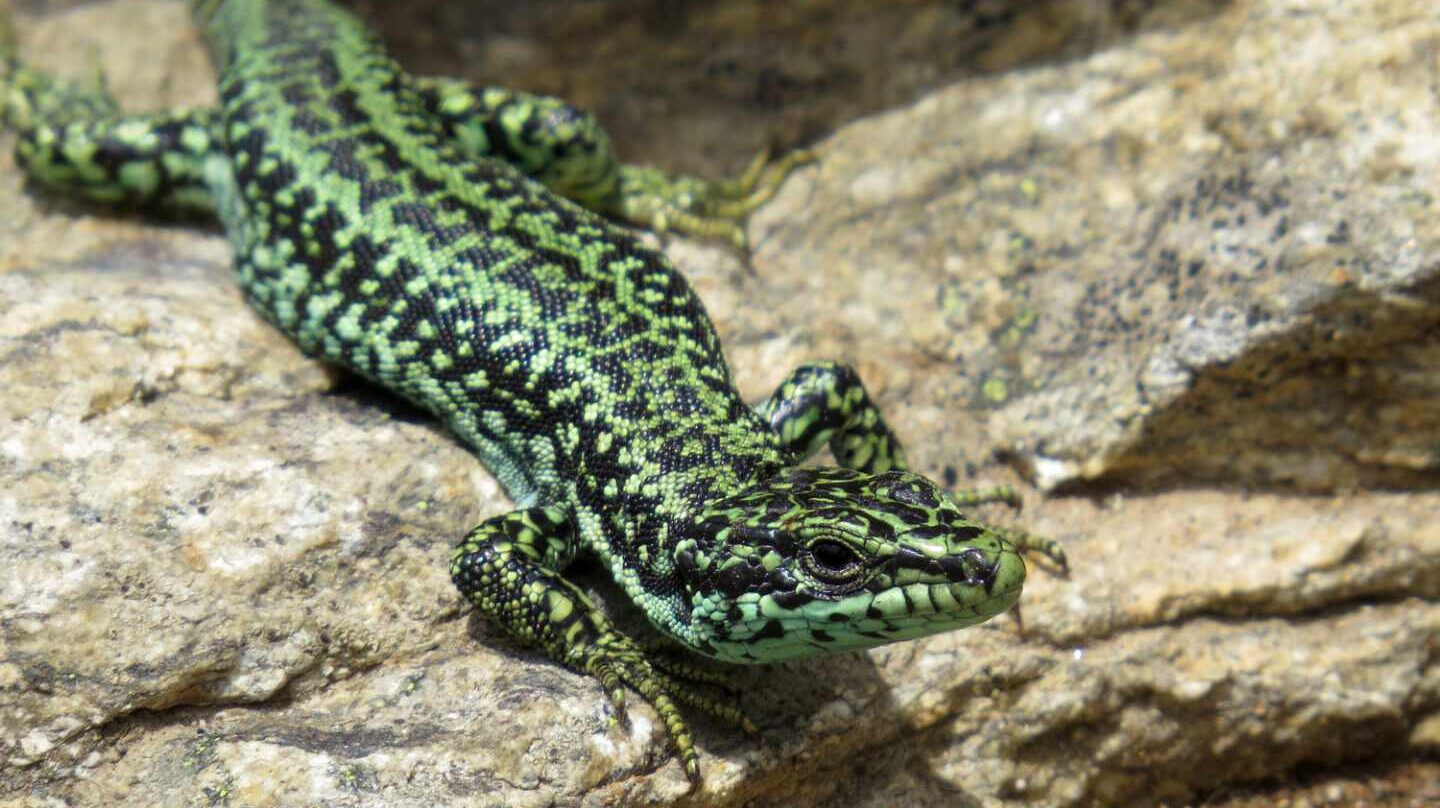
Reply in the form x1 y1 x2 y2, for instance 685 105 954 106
697 547 1026 663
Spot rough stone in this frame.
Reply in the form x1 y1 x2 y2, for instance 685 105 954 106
0 0 1435 807
754 0 1440 493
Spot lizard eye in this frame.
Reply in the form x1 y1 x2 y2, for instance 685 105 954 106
803 539 863 584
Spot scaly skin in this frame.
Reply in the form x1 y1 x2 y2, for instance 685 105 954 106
0 0 1065 783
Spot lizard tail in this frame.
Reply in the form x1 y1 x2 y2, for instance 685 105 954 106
0 0 14 59
1 0 18 128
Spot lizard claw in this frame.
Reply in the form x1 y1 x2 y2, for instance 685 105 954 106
613 147 817 250
577 627 755 784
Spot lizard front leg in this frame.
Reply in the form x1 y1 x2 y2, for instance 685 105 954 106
755 360 909 473
757 361 1066 568
449 506 753 783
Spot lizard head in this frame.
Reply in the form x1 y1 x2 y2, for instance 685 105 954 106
673 467 1025 664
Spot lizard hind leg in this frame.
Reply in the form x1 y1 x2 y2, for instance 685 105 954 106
3 29 116 131
413 76 812 249
13 108 222 211
611 147 816 250
415 78 622 210
0 24 220 212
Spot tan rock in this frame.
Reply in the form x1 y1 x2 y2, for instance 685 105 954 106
1 0 1435 806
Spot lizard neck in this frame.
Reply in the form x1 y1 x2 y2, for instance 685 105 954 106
574 393 791 542
568 398 792 639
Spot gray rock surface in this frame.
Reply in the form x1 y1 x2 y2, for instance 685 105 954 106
354 0 1213 178
1 0 1436 806
753 0 1440 493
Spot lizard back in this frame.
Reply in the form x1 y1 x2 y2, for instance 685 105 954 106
195 0 788 530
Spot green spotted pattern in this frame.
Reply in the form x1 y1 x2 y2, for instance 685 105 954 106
1 0 1064 783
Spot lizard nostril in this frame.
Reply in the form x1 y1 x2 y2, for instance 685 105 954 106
941 548 996 584
968 549 999 584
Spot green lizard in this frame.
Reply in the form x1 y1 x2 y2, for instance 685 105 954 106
0 0 1064 782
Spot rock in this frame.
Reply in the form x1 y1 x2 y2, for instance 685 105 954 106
1 0 1436 807
754 0 1440 494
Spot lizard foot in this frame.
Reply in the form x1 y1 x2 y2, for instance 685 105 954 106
948 484 1069 572
577 627 756 784
615 147 817 250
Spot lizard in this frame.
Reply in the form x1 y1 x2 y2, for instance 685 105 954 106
0 0 1065 783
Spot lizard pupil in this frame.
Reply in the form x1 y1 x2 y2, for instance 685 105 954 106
807 540 860 579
